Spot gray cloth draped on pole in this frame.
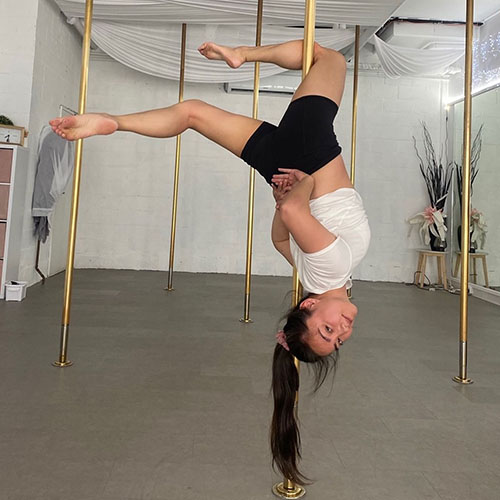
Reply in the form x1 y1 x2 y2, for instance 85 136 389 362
32 125 75 242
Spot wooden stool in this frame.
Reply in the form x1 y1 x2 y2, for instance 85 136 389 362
416 250 448 290
453 251 489 287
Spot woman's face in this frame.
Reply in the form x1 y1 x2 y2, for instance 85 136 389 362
301 296 358 356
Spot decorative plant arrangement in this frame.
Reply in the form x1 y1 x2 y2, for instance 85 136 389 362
455 124 484 251
470 208 487 250
407 122 453 251
455 124 483 209
407 206 446 247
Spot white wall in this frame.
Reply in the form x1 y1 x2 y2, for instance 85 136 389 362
75 58 447 283
15 0 82 285
0 0 39 127
77 60 290 277
343 73 447 283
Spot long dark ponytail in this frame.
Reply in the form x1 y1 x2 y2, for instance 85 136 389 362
270 296 338 485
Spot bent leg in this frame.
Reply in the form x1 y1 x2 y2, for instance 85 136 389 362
199 40 306 71
183 100 262 157
291 44 347 106
199 40 347 106
50 100 262 157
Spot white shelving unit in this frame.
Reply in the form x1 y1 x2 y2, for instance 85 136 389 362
0 145 29 299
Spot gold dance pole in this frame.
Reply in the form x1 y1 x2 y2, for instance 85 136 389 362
347 25 360 300
350 25 360 185
272 1 314 498
240 0 264 322
166 23 187 291
453 0 474 385
53 0 94 367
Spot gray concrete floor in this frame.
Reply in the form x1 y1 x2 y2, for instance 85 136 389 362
1 270 500 500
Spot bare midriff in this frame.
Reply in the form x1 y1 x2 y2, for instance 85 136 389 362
310 154 353 199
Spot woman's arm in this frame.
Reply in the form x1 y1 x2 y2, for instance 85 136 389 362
273 169 337 254
271 181 294 265
271 209 294 265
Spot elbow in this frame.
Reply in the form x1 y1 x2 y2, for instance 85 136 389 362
272 238 286 253
278 198 300 225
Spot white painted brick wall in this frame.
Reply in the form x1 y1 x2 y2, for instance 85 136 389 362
74 60 447 283
14 0 82 284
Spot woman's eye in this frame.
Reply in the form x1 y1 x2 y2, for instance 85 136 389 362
325 326 332 333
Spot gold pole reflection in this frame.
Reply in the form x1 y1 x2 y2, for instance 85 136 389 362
453 0 474 385
350 25 360 185
240 0 264 322
166 23 187 291
273 1 314 497
53 0 94 367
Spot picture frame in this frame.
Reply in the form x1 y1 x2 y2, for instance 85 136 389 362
0 125 26 146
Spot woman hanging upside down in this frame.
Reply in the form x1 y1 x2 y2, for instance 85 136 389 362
50 40 370 484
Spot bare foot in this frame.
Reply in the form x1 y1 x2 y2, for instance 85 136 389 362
198 42 245 69
49 113 118 141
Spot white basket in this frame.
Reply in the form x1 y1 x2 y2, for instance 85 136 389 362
5 281 28 301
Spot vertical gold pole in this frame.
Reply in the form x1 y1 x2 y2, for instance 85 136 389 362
301 2 316 79
292 269 302 308
350 25 360 185
53 0 94 367
272 477 306 499
240 0 264 323
453 0 474 385
273 1 314 497
166 23 187 291
347 25 360 301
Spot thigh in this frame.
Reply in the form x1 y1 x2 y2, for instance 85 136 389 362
188 100 263 157
292 48 347 106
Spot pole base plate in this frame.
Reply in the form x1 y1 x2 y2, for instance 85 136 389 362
52 360 73 368
453 376 473 385
239 318 253 323
272 482 306 499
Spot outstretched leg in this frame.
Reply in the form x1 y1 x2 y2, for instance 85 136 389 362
50 100 262 157
199 40 347 106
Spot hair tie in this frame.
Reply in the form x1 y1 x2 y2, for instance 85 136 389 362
276 330 290 351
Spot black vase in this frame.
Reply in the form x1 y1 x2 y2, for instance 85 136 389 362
429 231 447 252
457 225 476 253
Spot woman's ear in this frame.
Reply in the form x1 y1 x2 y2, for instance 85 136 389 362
300 298 317 310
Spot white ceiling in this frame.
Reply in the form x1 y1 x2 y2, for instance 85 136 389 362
393 0 500 24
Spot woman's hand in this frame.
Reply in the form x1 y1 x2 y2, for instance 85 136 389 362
271 168 312 188
272 180 291 210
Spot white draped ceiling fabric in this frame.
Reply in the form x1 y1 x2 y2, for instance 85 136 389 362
54 0 465 82
373 35 464 79
89 22 355 82
55 0 404 26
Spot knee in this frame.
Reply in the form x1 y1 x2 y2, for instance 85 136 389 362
313 42 323 59
314 43 346 67
183 99 205 128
